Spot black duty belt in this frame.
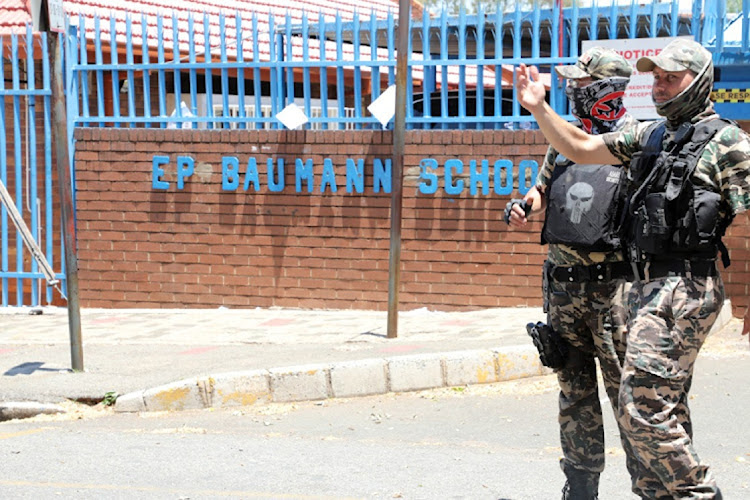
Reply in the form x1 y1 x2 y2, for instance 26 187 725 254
636 259 718 280
549 261 634 283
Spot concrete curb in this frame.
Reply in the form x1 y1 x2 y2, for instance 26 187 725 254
113 299 736 414
115 345 550 413
0 402 66 421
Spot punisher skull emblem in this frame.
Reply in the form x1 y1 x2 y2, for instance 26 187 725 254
565 182 594 224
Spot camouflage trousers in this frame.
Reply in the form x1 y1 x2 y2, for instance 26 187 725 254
547 275 632 477
619 274 724 499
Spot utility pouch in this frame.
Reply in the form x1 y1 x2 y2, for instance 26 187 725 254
676 188 722 251
634 193 670 254
526 321 568 370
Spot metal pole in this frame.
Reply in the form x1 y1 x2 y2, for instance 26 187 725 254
48 31 83 371
387 0 410 339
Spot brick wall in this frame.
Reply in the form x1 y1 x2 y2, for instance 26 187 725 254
73 127 749 315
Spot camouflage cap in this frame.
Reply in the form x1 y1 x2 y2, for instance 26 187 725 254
636 39 711 74
555 47 632 80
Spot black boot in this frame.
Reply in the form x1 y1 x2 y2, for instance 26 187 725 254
561 464 599 500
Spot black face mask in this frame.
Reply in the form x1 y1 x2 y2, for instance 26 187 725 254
565 77 630 134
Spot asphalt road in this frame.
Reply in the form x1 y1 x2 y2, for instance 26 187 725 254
1 326 748 499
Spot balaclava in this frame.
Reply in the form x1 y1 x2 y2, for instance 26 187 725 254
636 39 715 129
556 47 633 134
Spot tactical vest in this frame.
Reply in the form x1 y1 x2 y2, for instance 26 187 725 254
626 118 735 265
542 156 626 251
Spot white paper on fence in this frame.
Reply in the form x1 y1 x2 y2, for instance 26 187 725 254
276 103 309 130
167 101 196 129
367 85 397 128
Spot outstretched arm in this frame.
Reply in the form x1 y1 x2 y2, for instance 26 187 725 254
516 64 621 166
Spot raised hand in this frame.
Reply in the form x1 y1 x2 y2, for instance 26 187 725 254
516 64 547 113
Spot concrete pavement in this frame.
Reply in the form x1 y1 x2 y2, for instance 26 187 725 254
0 301 736 417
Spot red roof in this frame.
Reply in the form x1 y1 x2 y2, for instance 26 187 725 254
0 1 505 88
0 0 32 33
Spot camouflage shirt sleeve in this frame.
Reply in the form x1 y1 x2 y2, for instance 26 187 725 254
534 145 558 192
714 125 750 214
601 120 654 164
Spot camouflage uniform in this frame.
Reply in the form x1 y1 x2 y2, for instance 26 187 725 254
539 144 636 495
602 39 750 499
537 48 637 498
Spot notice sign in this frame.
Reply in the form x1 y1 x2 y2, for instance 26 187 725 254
582 36 692 120
48 0 65 33
712 89 750 103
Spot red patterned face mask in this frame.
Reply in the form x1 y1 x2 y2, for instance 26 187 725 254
565 77 629 134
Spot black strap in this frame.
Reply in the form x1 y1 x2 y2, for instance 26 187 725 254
550 261 633 283
641 259 717 279
665 120 730 202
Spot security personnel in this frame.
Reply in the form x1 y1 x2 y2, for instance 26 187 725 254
508 47 635 500
515 39 750 500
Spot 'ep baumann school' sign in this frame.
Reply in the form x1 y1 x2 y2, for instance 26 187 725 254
151 155 539 196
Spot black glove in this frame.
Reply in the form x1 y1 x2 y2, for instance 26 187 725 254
503 199 532 225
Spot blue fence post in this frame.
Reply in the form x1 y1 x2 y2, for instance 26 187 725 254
10 35 23 305
284 11 294 109
237 11 247 130
421 6 432 129
252 13 262 129
141 14 152 127
109 15 121 127
353 11 363 129
440 7 448 130
368 9 378 130
319 11 329 130
0 34 7 304
78 16 89 127
220 13 229 129
126 15 137 126
157 16 166 127
335 13 345 129
203 13 214 129
188 15 198 128
41 31 55 303
26 25 39 304
476 3 485 130
494 7 503 129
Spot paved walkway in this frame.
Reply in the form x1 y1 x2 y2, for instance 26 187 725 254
0 303 737 416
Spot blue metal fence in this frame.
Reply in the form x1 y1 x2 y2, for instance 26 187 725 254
66 0 745 133
0 28 64 306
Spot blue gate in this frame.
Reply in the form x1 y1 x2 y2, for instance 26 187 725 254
0 27 64 307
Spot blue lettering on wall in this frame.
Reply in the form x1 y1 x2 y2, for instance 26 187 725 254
444 159 464 195
268 158 285 192
321 159 337 193
418 159 439 194
295 159 314 193
469 160 490 196
152 155 170 190
176 156 194 189
222 156 240 190
155 155 538 196
244 158 260 191
494 159 513 196
346 159 365 193
373 158 391 193
518 160 539 196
